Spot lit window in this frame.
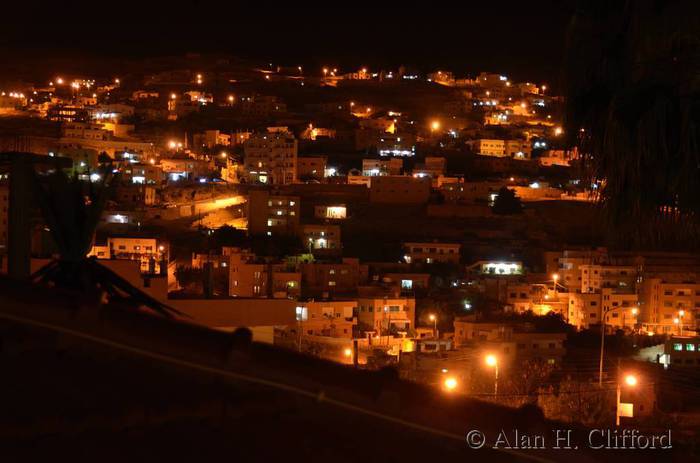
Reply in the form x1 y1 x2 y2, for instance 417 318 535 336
673 343 683 351
686 344 696 351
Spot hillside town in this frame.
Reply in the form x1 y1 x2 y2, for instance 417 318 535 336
1 6 699 456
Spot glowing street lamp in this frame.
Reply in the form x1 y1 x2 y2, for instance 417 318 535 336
343 347 352 358
443 376 458 392
485 354 499 396
430 120 440 132
429 314 437 338
616 373 638 426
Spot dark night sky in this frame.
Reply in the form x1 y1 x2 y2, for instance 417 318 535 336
0 2 573 84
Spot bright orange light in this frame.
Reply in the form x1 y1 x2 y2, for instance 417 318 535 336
431 120 440 131
428 314 436 322
485 354 498 367
343 348 352 358
220 152 227 158
624 374 638 387
444 377 458 391
631 308 639 316
552 273 559 281
170 93 177 100
554 127 563 136
56 77 64 85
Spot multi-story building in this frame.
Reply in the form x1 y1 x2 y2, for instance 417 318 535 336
228 251 300 299
299 258 368 297
601 288 639 331
504 140 532 159
640 277 700 334
297 156 327 180
580 264 637 293
403 242 460 264
362 158 403 176
294 300 358 339
300 223 342 255
468 139 505 157
357 292 415 335
243 132 297 185
246 189 300 236
663 336 700 368
89 236 167 274
453 318 567 366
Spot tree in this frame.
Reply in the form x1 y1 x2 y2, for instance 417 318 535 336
492 186 522 215
565 0 700 249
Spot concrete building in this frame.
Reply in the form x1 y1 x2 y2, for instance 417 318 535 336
580 264 637 294
160 157 213 181
297 156 327 180
362 158 403 176
640 277 700 335
295 300 358 338
300 223 341 255
357 294 415 334
369 176 430 204
299 258 368 296
453 319 567 366
89 236 167 274
228 251 300 299
663 336 700 368
504 140 532 159
246 189 300 236
403 242 461 264
468 139 505 157
244 132 297 185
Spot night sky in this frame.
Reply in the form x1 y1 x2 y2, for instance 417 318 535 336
1 2 573 84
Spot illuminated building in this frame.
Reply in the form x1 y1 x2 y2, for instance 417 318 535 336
313 205 347 220
403 242 460 264
228 250 300 299
243 132 297 185
246 190 299 236
294 300 358 339
300 224 341 255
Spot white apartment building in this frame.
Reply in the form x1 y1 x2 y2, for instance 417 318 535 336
244 132 297 185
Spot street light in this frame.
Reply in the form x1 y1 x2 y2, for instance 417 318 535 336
599 306 639 385
485 354 499 396
444 376 458 392
429 314 437 338
343 348 352 358
616 373 638 426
